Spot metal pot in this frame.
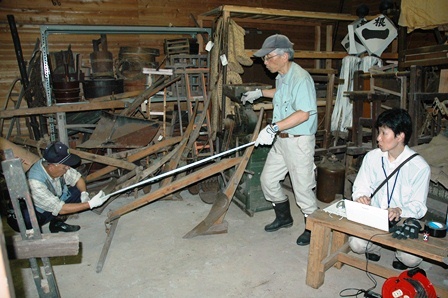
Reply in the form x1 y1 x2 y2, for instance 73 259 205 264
83 78 124 99
316 155 345 203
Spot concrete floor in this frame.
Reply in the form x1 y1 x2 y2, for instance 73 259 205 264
5 187 448 298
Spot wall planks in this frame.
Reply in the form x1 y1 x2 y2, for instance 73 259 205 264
0 0 345 137
0 0 435 138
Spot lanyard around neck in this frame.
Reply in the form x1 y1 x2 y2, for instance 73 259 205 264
371 153 418 200
381 156 400 208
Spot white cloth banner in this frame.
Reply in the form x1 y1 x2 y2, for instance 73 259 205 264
330 56 383 134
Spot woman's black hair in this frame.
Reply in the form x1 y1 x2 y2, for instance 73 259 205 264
375 108 412 145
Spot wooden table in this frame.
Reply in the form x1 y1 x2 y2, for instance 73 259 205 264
305 210 448 296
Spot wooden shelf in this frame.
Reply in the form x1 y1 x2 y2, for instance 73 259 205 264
245 49 397 60
199 5 360 24
198 5 397 150
199 5 397 62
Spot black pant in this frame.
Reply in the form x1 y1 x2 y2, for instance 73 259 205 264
7 186 81 232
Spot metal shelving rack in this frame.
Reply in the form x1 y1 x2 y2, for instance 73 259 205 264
39 24 212 142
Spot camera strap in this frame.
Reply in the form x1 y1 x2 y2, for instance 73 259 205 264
370 153 419 198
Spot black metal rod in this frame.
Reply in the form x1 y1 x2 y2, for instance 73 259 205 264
7 14 41 140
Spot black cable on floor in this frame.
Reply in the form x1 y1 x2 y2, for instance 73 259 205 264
338 232 390 297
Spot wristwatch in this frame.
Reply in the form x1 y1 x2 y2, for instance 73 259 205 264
271 123 279 133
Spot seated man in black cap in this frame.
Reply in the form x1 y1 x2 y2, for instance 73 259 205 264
7 142 109 233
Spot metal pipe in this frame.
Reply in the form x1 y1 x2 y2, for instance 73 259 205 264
106 141 255 198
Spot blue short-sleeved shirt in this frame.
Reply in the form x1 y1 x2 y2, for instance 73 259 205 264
272 63 317 135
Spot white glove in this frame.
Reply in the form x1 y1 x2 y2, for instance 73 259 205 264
80 191 90 203
255 125 277 147
241 89 263 105
88 190 110 209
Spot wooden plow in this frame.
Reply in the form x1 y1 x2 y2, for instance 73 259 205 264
95 109 263 273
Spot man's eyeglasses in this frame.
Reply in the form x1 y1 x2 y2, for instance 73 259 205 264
262 54 280 62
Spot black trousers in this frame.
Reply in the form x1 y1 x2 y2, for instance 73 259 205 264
7 186 81 232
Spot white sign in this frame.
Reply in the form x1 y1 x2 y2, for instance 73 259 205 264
355 14 397 56
342 18 367 55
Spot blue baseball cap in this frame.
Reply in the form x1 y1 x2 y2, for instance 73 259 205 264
43 142 80 167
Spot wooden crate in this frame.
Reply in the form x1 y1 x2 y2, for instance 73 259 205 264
164 38 190 55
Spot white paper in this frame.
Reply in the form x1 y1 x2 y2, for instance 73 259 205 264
323 199 347 217
220 54 228 66
205 40 214 52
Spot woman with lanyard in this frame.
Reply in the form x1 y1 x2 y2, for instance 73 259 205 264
348 108 430 270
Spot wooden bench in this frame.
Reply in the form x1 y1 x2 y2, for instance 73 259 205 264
305 210 448 296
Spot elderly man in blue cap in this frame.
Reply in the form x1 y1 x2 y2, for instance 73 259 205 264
242 34 318 246
7 142 109 233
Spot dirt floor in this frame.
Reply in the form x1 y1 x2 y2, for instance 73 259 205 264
4 187 448 298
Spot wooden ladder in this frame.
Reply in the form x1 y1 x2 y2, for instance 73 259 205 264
181 68 214 158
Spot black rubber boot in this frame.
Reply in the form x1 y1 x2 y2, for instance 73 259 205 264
296 216 311 246
264 200 293 232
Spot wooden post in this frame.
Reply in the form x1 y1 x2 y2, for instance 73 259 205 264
323 73 335 149
314 25 321 69
409 65 422 146
398 26 407 71
0 220 14 298
351 71 365 146
325 24 333 69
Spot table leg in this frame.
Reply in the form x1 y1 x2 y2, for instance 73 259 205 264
306 222 331 288
331 230 348 269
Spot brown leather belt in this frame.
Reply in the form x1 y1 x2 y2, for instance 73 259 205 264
278 132 301 138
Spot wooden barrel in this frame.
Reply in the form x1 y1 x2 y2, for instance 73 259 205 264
118 47 159 71
90 51 114 78
52 81 81 103
117 47 159 92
